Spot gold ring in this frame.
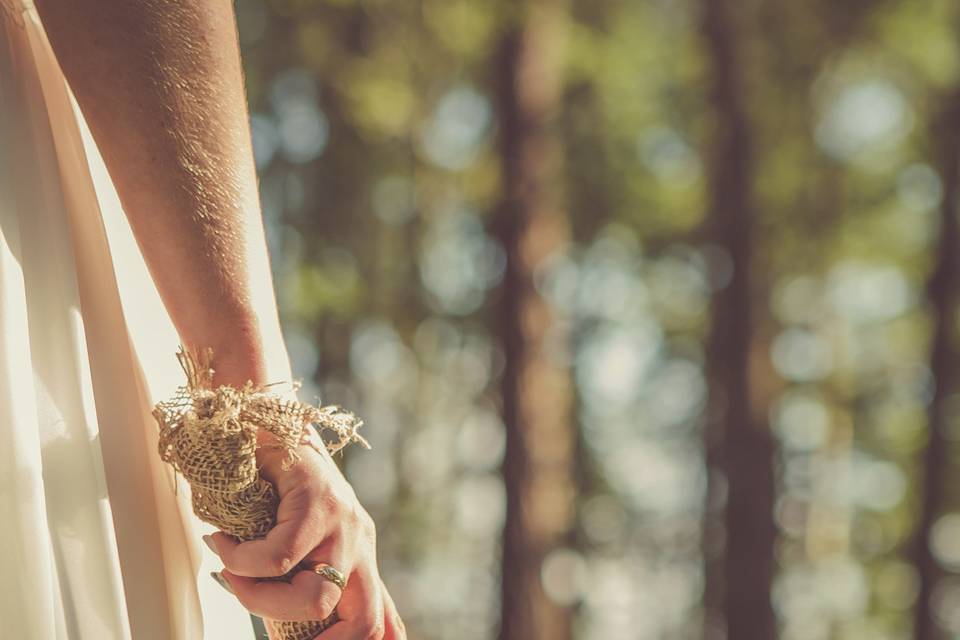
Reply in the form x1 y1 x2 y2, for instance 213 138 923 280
304 562 347 590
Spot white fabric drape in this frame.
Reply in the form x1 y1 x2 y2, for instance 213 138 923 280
0 2 255 638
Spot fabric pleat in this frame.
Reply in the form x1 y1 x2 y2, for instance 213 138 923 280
0 2 256 638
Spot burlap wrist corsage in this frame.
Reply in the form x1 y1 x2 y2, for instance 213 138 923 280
151 346 369 639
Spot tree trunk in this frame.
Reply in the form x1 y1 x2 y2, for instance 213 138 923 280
699 0 777 638
492 2 574 639
912 89 960 640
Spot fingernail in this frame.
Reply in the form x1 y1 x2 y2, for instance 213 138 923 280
211 571 235 595
202 534 218 555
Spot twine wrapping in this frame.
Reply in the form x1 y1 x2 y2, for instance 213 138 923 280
152 346 370 640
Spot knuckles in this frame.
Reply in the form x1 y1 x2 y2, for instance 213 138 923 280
297 468 376 542
309 588 339 621
310 488 376 538
358 508 377 546
359 616 386 639
265 552 297 577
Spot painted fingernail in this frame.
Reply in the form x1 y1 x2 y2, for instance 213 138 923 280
211 571 234 595
202 534 218 555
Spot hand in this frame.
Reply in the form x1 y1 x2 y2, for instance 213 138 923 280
208 436 406 639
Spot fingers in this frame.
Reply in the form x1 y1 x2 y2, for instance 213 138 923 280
220 564 345 622
212 517 318 577
215 536 405 638
379 578 406 640
312 565 385 640
218 536 350 621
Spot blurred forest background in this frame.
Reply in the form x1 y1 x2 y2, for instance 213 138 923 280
236 0 960 638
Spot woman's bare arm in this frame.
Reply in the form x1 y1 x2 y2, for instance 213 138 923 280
33 3 406 636
34 0 287 388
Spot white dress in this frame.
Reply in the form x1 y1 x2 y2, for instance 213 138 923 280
0 1 256 637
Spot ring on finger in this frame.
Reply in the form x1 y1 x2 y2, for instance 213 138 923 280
301 562 347 590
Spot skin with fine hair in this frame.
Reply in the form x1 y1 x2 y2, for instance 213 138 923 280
32 0 405 637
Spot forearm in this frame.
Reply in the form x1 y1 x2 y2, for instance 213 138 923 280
34 0 289 387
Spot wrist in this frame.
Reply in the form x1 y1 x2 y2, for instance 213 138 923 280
199 327 292 390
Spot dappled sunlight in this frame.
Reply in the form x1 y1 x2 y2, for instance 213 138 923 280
235 0 960 637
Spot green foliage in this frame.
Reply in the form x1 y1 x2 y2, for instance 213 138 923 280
239 0 960 636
